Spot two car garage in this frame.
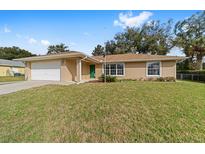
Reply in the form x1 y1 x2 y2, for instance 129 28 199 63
31 60 61 81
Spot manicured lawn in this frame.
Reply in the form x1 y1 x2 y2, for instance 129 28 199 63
0 76 24 82
0 81 205 142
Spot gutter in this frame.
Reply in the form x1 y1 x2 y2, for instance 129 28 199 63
81 55 101 63
81 56 88 61
14 52 101 63
96 57 186 63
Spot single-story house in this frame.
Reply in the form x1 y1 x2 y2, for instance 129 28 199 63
15 51 185 82
0 59 25 76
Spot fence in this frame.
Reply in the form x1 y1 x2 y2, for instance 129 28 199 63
177 73 205 82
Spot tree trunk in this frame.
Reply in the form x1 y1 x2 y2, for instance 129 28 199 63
196 55 203 70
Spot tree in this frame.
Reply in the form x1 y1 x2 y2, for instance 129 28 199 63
114 20 174 55
174 11 205 70
92 45 105 56
47 43 69 55
139 20 174 55
105 40 118 54
0 46 35 60
92 20 174 56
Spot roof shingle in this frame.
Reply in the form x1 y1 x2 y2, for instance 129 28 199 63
0 59 25 67
92 53 185 62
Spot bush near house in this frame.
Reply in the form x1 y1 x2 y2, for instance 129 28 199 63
118 77 176 82
99 74 117 82
156 77 176 82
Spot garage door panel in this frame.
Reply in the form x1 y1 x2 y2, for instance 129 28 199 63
31 60 61 81
32 63 60 69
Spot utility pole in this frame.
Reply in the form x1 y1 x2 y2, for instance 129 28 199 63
104 50 106 83
103 26 107 83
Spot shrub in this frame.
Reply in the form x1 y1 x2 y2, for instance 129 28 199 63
156 77 175 82
99 74 117 82
118 79 137 82
147 77 157 81
157 77 165 82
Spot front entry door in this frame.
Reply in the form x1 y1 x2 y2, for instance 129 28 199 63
90 65 95 79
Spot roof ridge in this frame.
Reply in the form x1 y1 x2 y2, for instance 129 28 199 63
92 53 180 57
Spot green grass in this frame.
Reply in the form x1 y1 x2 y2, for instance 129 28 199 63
0 76 24 82
0 81 205 142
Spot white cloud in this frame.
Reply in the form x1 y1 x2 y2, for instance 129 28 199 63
114 11 153 28
41 40 50 46
28 38 37 44
167 47 185 56
4 25 11 33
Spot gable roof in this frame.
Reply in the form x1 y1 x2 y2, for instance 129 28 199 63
0 59 25 67
15 52 185 63
92 53 185 63
15 51 100 63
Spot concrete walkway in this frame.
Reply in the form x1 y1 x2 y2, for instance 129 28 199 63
0 81 75 95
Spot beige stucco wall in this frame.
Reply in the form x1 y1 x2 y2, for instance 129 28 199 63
25 59 177 81
15 67 25 74
0 66 12 76
95 64 102 79
25 62 31 80
96 60 177 80
123 62 146 79
81 61 90 80
61 59 77 81
161 60 176 78
0 66 25 76
94 62 147 80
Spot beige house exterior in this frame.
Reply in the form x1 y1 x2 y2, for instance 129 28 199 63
16 52 184 82
0 59 25 76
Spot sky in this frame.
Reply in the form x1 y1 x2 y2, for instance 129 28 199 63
0 10 200 56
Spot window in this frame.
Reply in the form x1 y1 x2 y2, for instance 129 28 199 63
103 63 124 76
117 64 124 75
147 62 160 76
110 64 116 75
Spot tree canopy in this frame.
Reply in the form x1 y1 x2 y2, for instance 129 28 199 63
47 43 70 55
92 45 104 56
0 46 35 60
174 11 205 70
92 20 174 56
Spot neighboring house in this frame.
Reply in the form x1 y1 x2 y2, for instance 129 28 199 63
16 52 185 82
0 59 25 76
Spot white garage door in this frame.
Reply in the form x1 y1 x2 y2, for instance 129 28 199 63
31 60 61 81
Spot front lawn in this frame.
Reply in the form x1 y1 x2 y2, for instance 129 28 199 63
0 81 205 142
0 76 24 82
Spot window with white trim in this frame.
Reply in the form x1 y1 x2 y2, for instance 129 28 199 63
104 63 124 76
147 61 160 76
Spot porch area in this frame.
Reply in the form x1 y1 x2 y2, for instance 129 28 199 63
60 57 101 83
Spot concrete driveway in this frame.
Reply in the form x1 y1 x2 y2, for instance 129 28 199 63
0 81 75 95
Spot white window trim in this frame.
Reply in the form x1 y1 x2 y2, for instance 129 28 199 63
146 61 161 77
102 63 125 76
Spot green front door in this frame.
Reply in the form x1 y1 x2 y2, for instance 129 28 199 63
90 65 95 79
